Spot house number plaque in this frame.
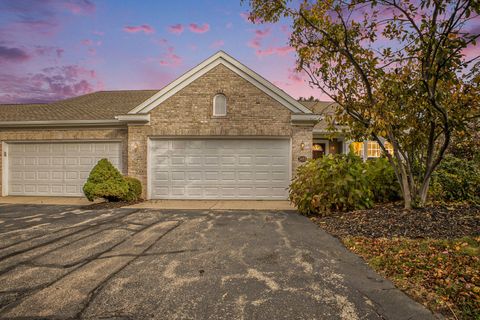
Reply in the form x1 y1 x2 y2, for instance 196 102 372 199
297 156 307 162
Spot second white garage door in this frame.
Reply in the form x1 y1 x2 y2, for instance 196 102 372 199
7 141 122 196
149 138 290 200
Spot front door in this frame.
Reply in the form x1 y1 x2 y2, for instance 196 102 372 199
312 143 326 159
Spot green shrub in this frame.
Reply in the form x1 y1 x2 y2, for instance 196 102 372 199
83 158 129 202
124 177 142 202
365 157 401 203
430 155 480 203
289 153 374 215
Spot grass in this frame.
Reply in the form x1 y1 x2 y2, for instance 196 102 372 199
343 236 480 319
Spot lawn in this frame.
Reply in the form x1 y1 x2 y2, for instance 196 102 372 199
312 203 480 319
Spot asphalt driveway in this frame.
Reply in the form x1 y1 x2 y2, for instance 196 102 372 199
0 204 436 319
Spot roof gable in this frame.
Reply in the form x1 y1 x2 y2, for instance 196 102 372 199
128 51 312 115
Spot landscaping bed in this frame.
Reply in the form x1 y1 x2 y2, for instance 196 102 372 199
312 203 480 239
311 204 480 319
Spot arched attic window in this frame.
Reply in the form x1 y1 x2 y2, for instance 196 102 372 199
213 94 227 116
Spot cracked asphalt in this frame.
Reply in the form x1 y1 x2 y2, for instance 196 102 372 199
0 204 437 319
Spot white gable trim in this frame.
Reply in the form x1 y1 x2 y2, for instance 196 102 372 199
128 51 312 115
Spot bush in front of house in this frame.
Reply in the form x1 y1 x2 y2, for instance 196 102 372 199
83 158 129 202
124 176 142 202
430 154 480 204
365 157 402 203
289 153 402 215
289 153 374 215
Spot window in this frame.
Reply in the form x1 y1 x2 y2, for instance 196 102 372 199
367 141 381 158
213 94 227 116
351 142 364 157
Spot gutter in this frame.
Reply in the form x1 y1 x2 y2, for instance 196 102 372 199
291 114 323 126
0 119 123 128
115 114 150 123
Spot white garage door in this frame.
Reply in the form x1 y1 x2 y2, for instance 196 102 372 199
149 138 290 200
7 141 122 196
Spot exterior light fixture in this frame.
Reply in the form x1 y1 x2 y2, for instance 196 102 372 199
300 142 305 150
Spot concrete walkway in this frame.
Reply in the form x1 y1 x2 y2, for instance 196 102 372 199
0 196 96 206
128 200 296 210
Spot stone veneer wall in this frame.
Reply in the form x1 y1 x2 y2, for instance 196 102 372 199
0 127 127 196
127 64 314 198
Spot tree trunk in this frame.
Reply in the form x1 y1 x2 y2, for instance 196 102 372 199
401 173 412 209
419 175 432 207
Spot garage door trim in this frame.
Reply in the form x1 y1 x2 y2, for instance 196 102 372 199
2 140 124 197
147 136 292 200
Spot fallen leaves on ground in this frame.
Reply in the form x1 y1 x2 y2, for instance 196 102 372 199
343 236 480 319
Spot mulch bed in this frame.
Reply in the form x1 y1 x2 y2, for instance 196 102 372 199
81 200 143 210
311 203 480 239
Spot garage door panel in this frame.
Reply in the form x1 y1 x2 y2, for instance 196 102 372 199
150 138 290 200
7 142 122 197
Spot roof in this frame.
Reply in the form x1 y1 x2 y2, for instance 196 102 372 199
129 51 312 115
0 90 157 122
299 100 338 115
299 100 344 132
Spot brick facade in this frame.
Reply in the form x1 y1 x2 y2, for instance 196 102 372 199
0 64 314 199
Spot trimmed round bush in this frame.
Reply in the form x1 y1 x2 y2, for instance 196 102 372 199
83 158 129 202
124 177 142 202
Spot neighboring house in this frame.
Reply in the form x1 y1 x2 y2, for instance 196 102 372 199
0 51 383 200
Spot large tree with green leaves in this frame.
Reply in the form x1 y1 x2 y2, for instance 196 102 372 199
246 0 480 209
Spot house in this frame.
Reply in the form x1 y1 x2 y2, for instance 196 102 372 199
0 51 384 200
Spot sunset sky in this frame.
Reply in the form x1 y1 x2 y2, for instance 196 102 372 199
0 0 321 104
1 1 478 104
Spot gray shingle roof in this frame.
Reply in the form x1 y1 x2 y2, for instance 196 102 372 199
0 90 158 122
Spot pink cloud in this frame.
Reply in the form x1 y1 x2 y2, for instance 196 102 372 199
34 46 64 59
158 47 182 67
189 23 210 34
168 24 184 34
210 40 225 48
248 38 261 49
0 46 30 63
123 24 155 34
81 39 93 46
240 12 250 23
0 65 103 103
462 43 480 59
248 28 272 50
93 30 104 36
63 0 96 15
240 12 261 23
255 46 295 57
255 28 271 37
288 68 303 84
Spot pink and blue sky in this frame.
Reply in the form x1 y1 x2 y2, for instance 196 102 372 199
0 0 319 104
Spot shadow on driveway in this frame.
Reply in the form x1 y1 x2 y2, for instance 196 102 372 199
0 204 437 319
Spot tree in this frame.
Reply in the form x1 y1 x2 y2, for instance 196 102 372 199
245 0 480 208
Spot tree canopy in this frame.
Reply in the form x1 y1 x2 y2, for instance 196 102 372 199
246 0 480 208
